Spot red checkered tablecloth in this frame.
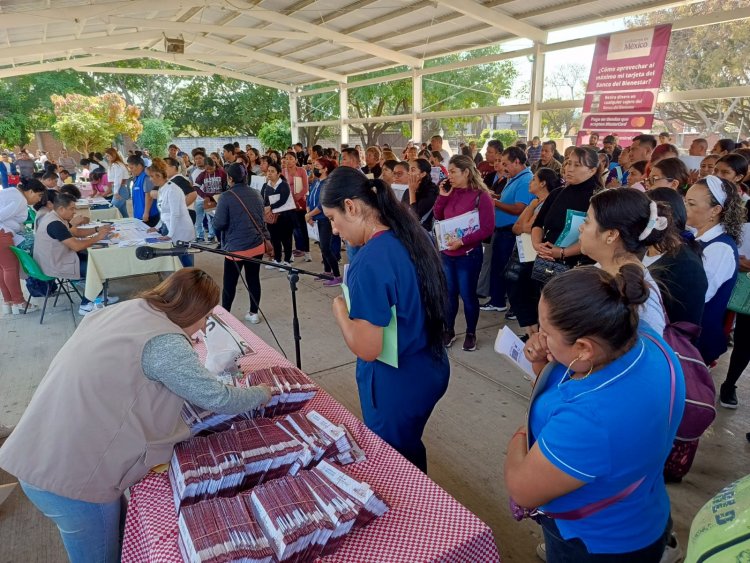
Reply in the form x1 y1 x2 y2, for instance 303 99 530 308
122 308 501 563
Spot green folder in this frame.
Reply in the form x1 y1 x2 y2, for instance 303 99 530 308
341 283 399 368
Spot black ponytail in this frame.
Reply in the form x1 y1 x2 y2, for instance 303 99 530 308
322 167 447 357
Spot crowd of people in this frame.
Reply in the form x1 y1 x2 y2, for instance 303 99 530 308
1 130 750 562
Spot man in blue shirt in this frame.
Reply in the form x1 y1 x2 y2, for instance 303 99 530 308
481 147 535 313
126 155 159 227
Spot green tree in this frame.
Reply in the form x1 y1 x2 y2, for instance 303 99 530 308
258 120 292 151
632 1 750 137
51 93 142 154
346 47 517 146
0 70 93 147
479 128 518 147
139 118 174 158
297 90 338 148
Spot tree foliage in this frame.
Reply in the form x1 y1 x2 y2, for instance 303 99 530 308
258 120 292 151
51 93 142 154
0 70 94 146
139 118 174 158
479 128 518 147
346 47 517 146
541 64 587 137
632 0 750 137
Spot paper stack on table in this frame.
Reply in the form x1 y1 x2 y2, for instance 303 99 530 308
170 411 366 509
180 365 318 433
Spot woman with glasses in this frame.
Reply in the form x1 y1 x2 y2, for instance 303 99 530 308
646 158 689 193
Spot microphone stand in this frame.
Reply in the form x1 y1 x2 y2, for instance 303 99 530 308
177 241 332 370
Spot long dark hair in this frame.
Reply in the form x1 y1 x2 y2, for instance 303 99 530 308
647 187 702 257
413 158 437 196
322 167 447 356
589 187 681 258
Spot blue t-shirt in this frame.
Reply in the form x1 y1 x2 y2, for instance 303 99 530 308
495 168 534 227
306 178 327 222
347 230 428 360
528 326 685 552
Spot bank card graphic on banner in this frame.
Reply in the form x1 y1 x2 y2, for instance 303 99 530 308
577 24 671 146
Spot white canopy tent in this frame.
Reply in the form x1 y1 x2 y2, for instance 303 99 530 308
0 0 749 143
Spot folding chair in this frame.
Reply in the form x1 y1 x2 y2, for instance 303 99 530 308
9 246 83 326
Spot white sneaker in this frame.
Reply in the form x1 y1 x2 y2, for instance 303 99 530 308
102 295 120 305
304 252 312 262
12 303 39 315
78 302 95 315
264 260 280 270
244 312 260 324
279 261 291 272
660 534 683 563
536 543 546 562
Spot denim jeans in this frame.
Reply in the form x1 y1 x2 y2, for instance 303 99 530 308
194 198 215 240
540 515 671 563
111 196 128 219
442 246 484 334
20 481 124 563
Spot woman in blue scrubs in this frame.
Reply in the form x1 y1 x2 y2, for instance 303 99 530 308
322 166 450 472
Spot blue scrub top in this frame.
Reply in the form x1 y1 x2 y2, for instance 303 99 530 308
495 168 534 227
528 325 685 553
347 230 428 358
131 172 159 220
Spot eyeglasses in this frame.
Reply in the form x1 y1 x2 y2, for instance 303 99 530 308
647 175 674 185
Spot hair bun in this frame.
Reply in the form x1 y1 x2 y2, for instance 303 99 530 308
614 263 649 307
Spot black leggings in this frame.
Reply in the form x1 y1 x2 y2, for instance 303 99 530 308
317 219 340 277
268 213 293 263
222 259 261 314
292 209 310 252
724 312 750 388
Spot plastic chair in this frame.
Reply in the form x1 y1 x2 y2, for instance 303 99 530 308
9 246 82 325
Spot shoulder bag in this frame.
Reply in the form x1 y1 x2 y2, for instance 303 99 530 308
229 190 273 257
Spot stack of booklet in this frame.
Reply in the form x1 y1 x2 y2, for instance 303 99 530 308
178 494 274 563
181 366 318 433
177 463 388 562
170 412 365 508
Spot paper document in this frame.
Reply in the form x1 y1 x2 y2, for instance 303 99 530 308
679 154 703 171
433 209 481 251
494 326 535 381
249 176 265 191
268 194 280 204
391 183 408 202
554 209 586 248
293 176 303 194
341 282 398 368
0 483 17 507
516 233 537 263
307 222 319 242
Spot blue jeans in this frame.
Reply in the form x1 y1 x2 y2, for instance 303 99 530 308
194 199 215 240
540 515 671 563
442 246 483 334
488 227 516 307
111 196 128 219
20 481 123 563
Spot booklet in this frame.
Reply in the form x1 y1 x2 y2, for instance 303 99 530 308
494 326 535 381
249 175 265 191
554 209 586 248
340 282 398 368
391 183 408 201
433 209 481 251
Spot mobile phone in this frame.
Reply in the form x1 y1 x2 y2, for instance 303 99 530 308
440 180 452 194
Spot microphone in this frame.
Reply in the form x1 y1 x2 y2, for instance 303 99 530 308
135 245 190 260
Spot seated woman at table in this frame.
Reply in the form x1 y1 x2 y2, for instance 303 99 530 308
0 268 273 563
505 265 685 562
33 193 115 315
323 166 450 472
146 159 195 267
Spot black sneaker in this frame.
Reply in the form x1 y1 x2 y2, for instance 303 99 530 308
442 329 456 348
720 383 738 409
463 333 477 351
505 309 517 321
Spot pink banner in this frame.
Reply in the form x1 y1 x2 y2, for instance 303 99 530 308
579 24 671 145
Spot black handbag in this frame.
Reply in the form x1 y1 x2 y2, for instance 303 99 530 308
531 257 570 285
504 246 523 283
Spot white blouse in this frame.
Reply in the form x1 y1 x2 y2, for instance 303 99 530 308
156 181 194 244
0 188 29 244
696 224 737 302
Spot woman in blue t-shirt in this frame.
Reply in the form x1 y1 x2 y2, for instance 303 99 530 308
505 265 686 562
322 166 450 472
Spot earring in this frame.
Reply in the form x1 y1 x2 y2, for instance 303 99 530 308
606 238 613 244
566 355 594 378
566 354 582 375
